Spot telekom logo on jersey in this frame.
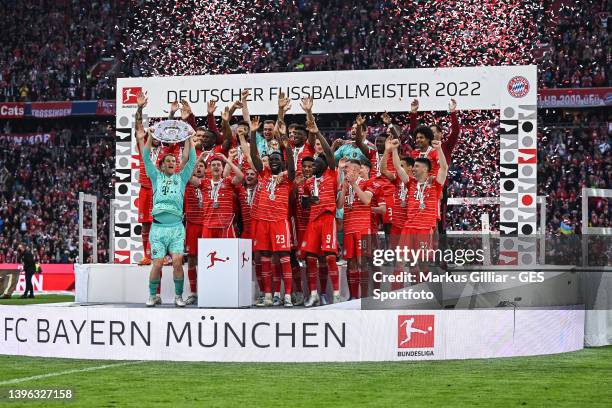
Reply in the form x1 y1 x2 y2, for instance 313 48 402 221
397 315 435 348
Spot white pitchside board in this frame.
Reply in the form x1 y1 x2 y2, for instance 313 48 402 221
197 238 252 308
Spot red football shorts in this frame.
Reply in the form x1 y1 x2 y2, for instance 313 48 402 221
343 229 371 259
383 195 394 224
389 224 403 249
253 219 292 252
398 227 436 252
290 216 299 250
137 187 153 223
241 223 252 240
201 224 236 239
185 222 203 256
300 212 338 256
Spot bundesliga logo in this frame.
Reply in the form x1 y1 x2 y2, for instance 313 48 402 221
397 315 434 348
507 76 529 98
122 87 142 105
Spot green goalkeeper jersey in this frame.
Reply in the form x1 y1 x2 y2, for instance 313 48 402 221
143 145 196 226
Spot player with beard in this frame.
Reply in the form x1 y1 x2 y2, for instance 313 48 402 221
338 159 375 300
136 118 196 308
395 139 448 275
249 116 296 307
183 160 206 304
300 123 340 307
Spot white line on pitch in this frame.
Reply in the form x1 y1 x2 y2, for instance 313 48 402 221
0 360 146 386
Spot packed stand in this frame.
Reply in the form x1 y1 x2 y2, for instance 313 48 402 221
0 123 114 263
538 0 611 88
0 0 127 102
538 110 611 235
1 0 608 104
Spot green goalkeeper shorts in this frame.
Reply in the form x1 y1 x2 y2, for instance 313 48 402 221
150 222 185 259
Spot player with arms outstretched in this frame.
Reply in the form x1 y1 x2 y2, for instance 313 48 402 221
135 117 196 307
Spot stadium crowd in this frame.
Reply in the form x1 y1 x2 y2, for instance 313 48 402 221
0 0 609 102
539 110 611 234
0 0 126 102
0 123 114 263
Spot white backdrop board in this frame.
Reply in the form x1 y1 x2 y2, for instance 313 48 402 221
115 66 537 264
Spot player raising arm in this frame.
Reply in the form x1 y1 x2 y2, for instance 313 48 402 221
399 139 447 277
136 124 196 308
300 121 341 307
249 116 296 307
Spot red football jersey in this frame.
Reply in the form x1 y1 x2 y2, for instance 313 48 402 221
375 151 396 177
184 182 205 224
367 177 387 231
391 177 410 229
343 178 374 234
405 177 442 230
200 176 236 228
294 181 311 233
291 140 316 175
410 147 440 177
253 168 292 222
303 168 338 222
236 184 257 234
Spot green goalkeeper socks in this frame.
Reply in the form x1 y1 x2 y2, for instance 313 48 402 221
173 278 184 296
149 279 160 296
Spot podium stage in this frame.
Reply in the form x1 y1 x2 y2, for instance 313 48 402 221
0 263 593 362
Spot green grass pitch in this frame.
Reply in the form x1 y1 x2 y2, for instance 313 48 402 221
0 297 610 407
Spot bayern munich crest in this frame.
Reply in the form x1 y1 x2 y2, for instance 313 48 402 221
507 76 530 98
152 119 194 143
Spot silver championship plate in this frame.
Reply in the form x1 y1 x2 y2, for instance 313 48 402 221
152 120 194 143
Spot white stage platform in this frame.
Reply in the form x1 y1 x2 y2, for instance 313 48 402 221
0 303 584 362
0 263 598 361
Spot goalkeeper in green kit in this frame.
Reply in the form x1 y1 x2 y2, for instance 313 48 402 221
135 104 196 308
